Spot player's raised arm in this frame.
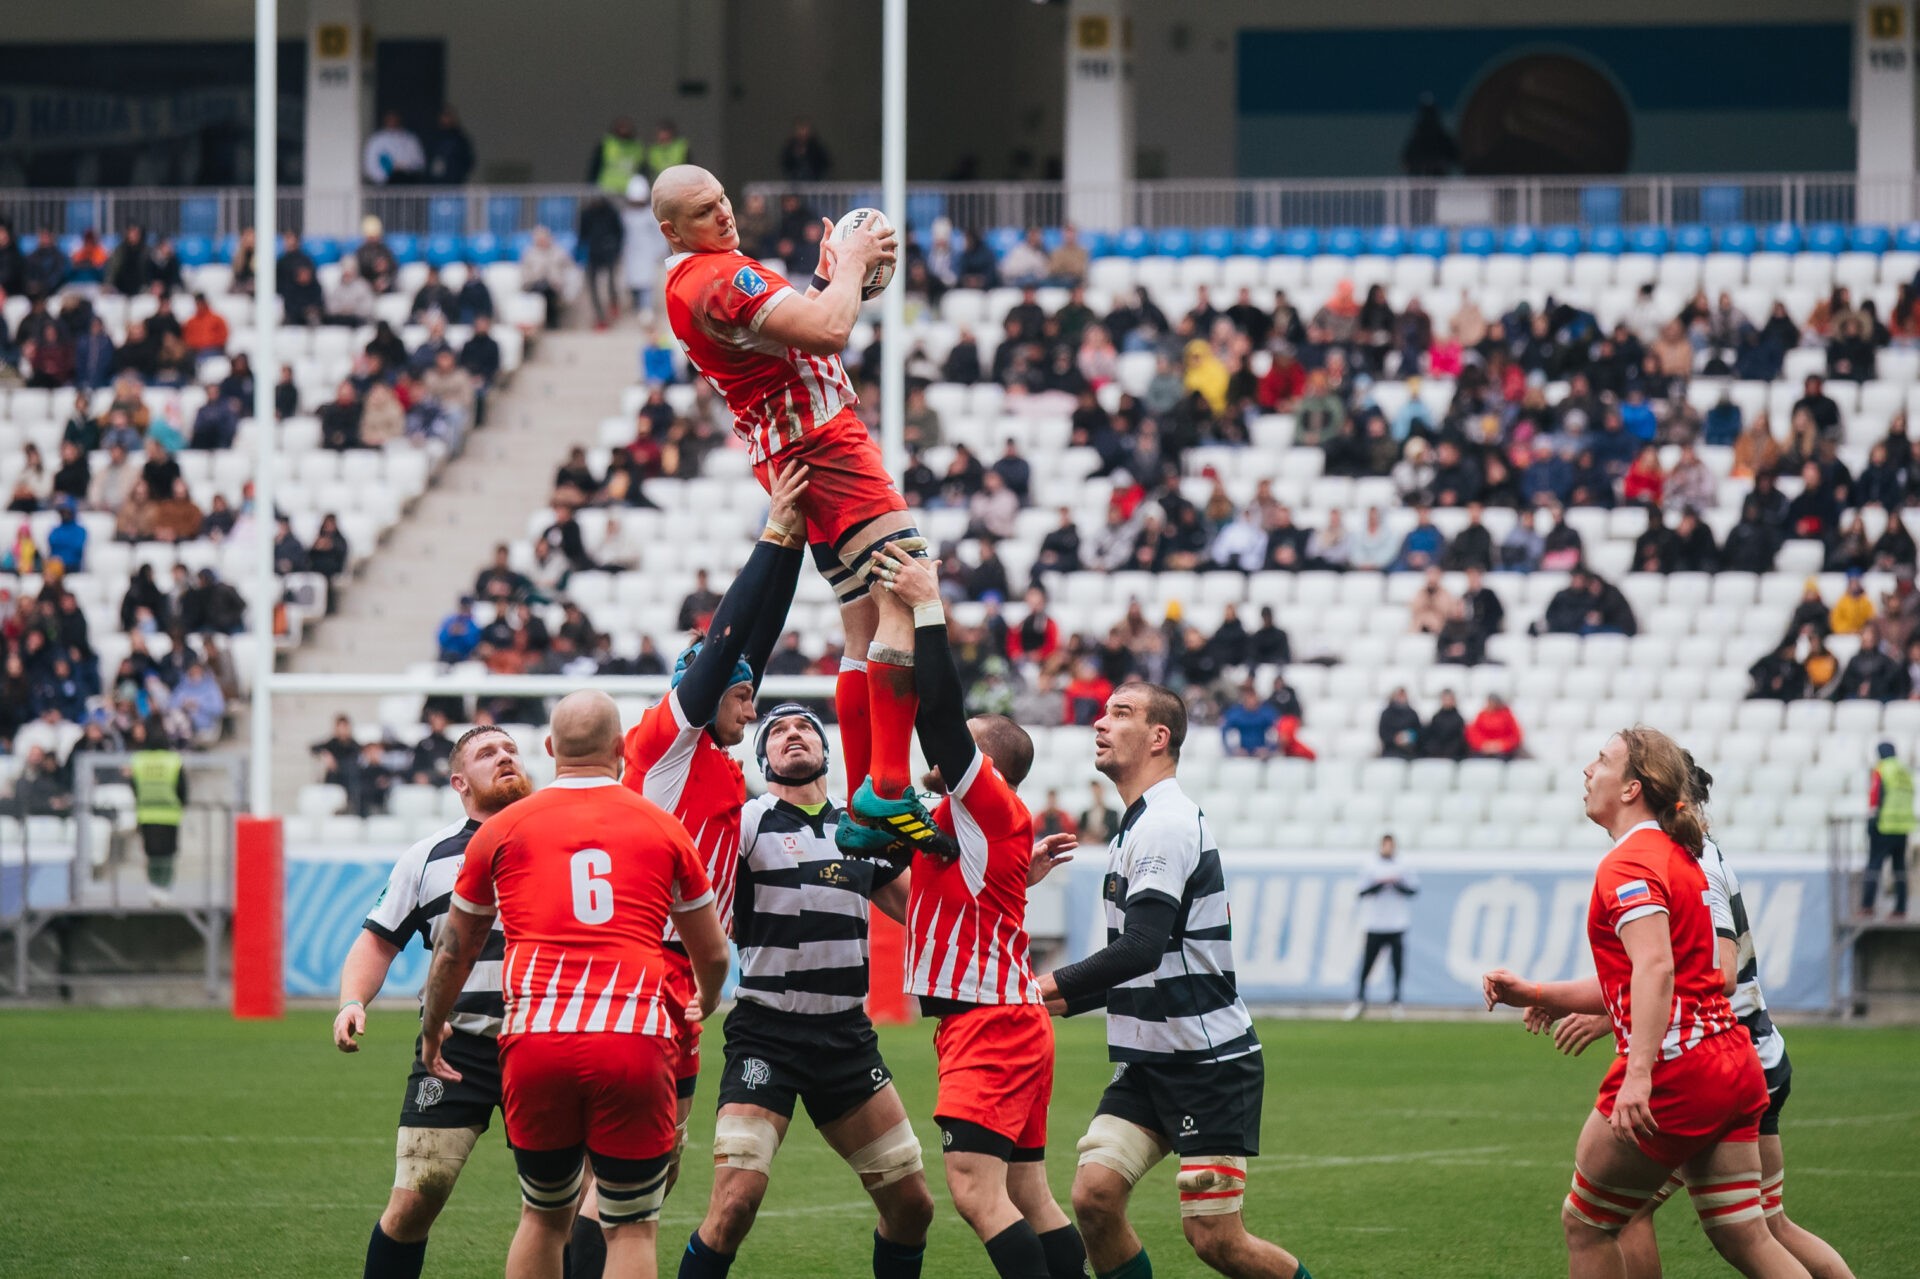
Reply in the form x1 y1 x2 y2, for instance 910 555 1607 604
870 544 978 788
756 216 896 357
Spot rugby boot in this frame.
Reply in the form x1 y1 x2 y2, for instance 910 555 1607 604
838 777 959 861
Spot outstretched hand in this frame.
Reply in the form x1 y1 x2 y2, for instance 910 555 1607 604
1028 832 1077 886
872 543 941 609
814 217 838 284
766 462 811 534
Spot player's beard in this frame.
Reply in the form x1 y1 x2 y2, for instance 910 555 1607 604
474 771 534 812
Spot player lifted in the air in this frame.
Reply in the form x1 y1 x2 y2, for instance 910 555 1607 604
651 164 949 850
676 703 934 1279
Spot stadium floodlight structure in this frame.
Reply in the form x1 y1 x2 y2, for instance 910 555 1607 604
245 0 904 816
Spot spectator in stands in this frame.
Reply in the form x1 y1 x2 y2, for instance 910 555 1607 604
1247 606 1291 669
519 226 573 330
967 539 1013 602
1829 514 1874 575
273 364 299 419
178 569 242 634
1831 572 1876 635
1033 789 1077 841
1464 694 1523 759
471 543 529 604
318 382 364 452
179 294 228 361
1748 639 1809 701
8 745 71 817
990 438 1032 504
308 513 349 590
967 470 1020 541
172 659 226 746
1062 658 1113 727
955 229 998 290
24 228 67 300
1379 687 1423 759
765 632 810 677
677 569 722 632
49 441 88 507
271 516 307 575
1829 316 1877 382
436 596 483 663
409 265 457 323
578 193 625 329
1834 621 1907 702
0 225 23 296
1079 781 1121 845
1495 507 1541 572
310 714 359 782
405 708 457 784
1008 587 1060 667
1046 226 1089 286
1220 684 1279 758
1390 506 1446 573
364 111 425 184
423 104 475 183
537 505 613 584
1408 566 1457 635
38 503 83 574
1343 507 1394 573
999 230 1050 287
771 114 833 178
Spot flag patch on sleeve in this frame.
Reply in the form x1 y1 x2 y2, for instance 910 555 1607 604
732 266 768 297
1615 879 1651 906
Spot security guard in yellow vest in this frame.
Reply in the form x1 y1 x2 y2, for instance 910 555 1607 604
1866 741 1912 917
131 731 187 894
591 117 648 196
644 119 689 178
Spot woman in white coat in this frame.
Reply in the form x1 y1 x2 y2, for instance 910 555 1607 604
620 175 670 317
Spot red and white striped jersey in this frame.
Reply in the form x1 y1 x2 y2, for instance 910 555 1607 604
1588 821 1740 1061
664 249 857 464
622 691 746 942
452 777 713 1039
906 753 1043 1006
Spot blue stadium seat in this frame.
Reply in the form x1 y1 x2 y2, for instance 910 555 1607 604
65 196 98 236
1585 225 1626 255
987 226 1024 256
175 235 213 267
1541 225 1582 256
1198 226 1236 257
178 196 220 238
215 234 238 262
1456 227 1496 256
1080 230 1114 258
386 233 421 264
58 234 85 257
1717 224 1759 254
428 195 465 237
1849 224 1891 253
1579 185 1623 226
1113 227 1152 258
303 236 341 265
1497 225 1539 254
1801 223 1845 254
1673 225 1713 254
534 195 577 234
1235 227 1281 257
425 234 462 266
1279 227 1318 256
462 232 503 264
905 191 947 229
1324 227 1364 256
1041 227 1065 253
1701 185 1744 225
1153 227 1193 257
1364 226 1407 256
1895 223 1920 253
1408 227 1448 257
487 195 522 239
1762 223 1804 253
1626 226 1671 254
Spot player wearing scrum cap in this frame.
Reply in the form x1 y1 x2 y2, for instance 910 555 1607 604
334 725 534 1279
676 703 933 1279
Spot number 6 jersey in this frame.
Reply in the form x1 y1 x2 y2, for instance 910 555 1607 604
453 776 713 1041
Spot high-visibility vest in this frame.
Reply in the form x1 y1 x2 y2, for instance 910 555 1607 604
598 135 648 194
1875 758 1915 834
131 750 184 827
645 136 689 177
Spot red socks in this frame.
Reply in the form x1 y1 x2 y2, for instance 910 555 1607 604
867 660 919 800
835 661 872 793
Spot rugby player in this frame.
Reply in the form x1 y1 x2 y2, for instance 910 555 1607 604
422 691 731 1279
1483 728 1813 1279
861 544 1087 1279
652 163 948 846
676 703 934 1279
336 725 533 1279
1526 755 1854 1279
1040 682 1313 1279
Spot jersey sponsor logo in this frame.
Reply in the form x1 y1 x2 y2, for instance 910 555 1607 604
780 834 803 857
1103 872 1123 903
1616 879 1651 907
818 861 852 887
1180 1113 1196 1135
732 266 768 298
416 1077 444 1110
740 1057 771 1090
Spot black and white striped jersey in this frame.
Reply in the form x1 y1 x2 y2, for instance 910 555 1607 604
732 792 904 1018
1100 778 1260 1065
363 817 506 1038
1700 836 1789 1084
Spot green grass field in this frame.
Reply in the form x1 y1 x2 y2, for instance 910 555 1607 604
1 1010 1912 1277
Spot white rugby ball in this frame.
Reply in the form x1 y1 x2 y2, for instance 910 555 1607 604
831 207 896 300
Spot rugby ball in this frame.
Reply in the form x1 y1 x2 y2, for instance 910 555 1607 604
831 207 896 300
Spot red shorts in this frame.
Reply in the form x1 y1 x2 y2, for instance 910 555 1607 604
1596 1031 1768 1169
752 409 908 552
499 1031 678 1160
933 1002 1054 1150
663 949 701 1093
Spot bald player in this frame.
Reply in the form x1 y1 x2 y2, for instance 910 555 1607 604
424 691 729 1279
654 164 948 851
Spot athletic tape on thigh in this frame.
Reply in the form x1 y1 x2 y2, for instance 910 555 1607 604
1564 1166 1660 1232
596 1162 672 1225
844 529 929 583
1689 1178 1766 1230
1647 1173 1683 1210
393 1125 481 1196
1759 1170 1784 1218
846 1119 923 1188
1176 1156 1248 1218
1074 1115 1166 1187
518 1162 586 1213
712 1114 783 1176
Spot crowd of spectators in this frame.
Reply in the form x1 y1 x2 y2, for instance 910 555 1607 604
1747 570 1920 704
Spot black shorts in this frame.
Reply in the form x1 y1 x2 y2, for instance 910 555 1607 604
1760 1072 1792 1138
399 1029 503 1132
716 1002 893 1127
1094 1053 1264 1157
139 824 179 858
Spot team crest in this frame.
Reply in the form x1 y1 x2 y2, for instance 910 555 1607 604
416 1078 444 1110
732 266 768 298
780 834 803 857
741 1057 771 1090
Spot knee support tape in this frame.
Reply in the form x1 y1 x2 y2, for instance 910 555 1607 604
846 1119 923 1188
1564 1166 1660 1232
519 1162 585 1214
394 1125 481 1198
1074 1115 1165 1188
1759 1170 1784 1218
1689 1178 1766 1230
712 1114 783 1177
1176 1156 1247 1218
845 529 929 583
596 1163 671 1225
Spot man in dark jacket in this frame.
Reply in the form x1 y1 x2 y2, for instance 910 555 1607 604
1379 688 1423 759
1248 606 1292 667
577 195 624 328
1033 507 1081 579
1833 622 1909 702
1422 691 1468 760
1748 643 1808 701
1535 571 1592 635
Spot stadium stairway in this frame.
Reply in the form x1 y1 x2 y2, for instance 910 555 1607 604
266 331 639 814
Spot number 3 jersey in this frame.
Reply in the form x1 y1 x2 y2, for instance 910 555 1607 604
453 776 714 1041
